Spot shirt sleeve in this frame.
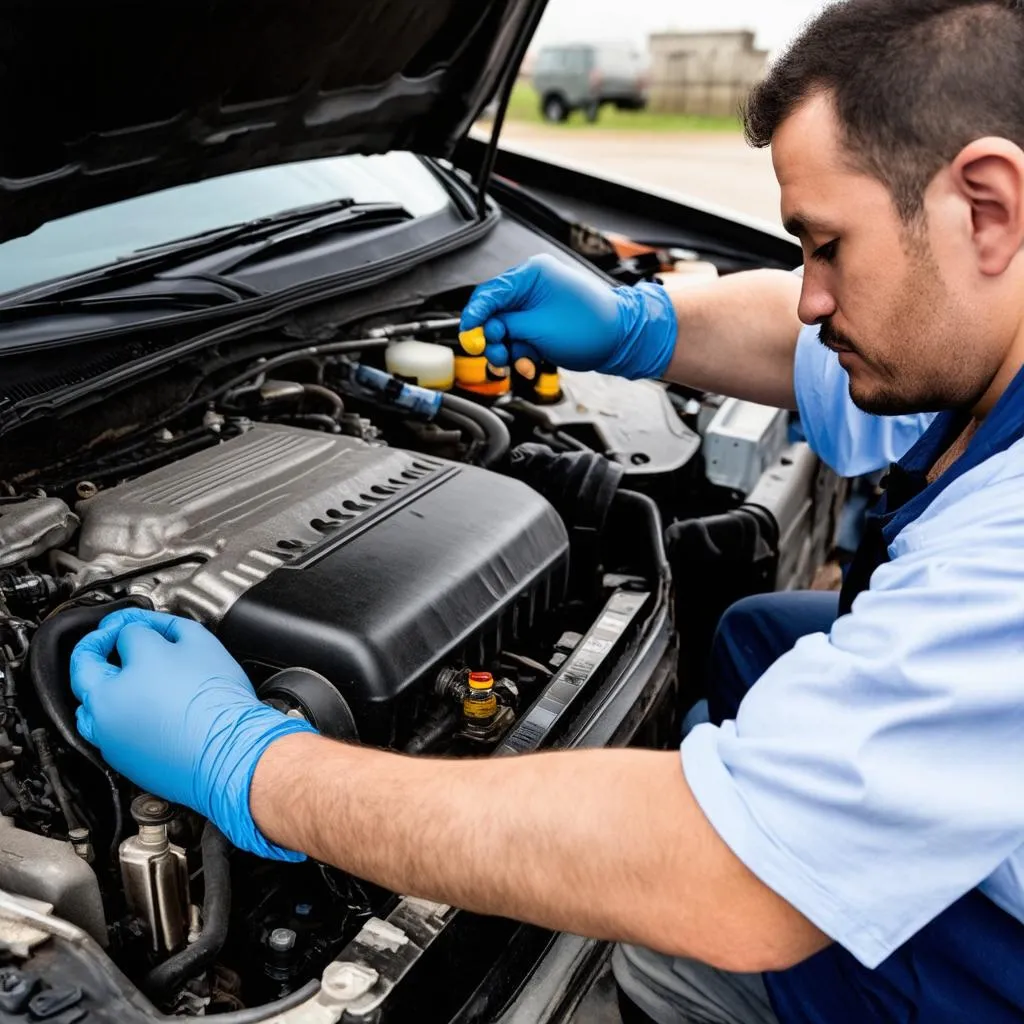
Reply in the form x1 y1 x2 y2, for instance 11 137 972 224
793 324 936 477
681 449 1024 968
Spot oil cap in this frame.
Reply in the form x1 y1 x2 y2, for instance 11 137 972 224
464 672 498 721
130 794 173 827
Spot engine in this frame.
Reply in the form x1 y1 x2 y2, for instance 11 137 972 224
69 425 569 745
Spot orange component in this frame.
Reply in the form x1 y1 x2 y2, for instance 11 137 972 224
604 231 659 260
455 356 510 396
454 355 488 385
458 378 511 397
468 672 494 691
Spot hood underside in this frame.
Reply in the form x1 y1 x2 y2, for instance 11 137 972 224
0 0 546 243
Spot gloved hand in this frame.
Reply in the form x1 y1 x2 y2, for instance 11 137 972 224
71 608 317 861
460 253 679 381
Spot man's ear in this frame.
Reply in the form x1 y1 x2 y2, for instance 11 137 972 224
949 138 1024 276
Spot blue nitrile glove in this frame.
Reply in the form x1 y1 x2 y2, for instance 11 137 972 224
70 608 317 862
460 253 678 380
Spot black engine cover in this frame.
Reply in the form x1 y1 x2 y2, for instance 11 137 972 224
218 461 569 725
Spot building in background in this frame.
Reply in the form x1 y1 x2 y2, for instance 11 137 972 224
647 30 769 118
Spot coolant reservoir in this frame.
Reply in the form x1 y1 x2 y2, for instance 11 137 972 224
385 341 454 391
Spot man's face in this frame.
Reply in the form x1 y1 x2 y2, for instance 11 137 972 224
772 91 1010 416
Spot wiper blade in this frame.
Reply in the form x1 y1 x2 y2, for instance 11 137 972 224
126 197 362 258
0 200 411 311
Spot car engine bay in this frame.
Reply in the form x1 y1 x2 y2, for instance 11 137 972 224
0 291 840 1019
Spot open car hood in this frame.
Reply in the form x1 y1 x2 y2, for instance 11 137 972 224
0 0 547 243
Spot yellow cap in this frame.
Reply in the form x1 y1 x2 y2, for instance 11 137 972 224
535 371 562 400
458 327 487 357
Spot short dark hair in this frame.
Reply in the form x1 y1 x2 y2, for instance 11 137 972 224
744 0 1024 219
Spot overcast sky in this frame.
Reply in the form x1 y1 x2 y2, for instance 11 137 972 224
530 0 828 56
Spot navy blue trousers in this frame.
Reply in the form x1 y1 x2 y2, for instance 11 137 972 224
709 593 1024 1024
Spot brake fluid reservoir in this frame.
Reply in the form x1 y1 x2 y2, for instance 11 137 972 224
385 341 454 391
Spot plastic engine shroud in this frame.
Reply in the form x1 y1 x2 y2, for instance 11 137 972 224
72 425 570 718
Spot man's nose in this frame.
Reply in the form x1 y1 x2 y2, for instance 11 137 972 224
797 272 837 326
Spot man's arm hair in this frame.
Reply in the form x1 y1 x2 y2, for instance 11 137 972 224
663 268 804 409
251 735 828 973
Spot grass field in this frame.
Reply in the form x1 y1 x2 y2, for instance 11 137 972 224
489 82 742 133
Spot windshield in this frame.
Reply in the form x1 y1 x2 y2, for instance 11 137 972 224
0 153 450 295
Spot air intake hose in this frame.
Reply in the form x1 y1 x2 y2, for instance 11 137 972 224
506 444 624 535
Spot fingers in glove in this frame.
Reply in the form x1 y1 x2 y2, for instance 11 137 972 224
482 317 509 347
98 607 200 643
115 620 180 665
70 625 122 700
509 341 542 380
460 256 548 331
75 705 97 746
483 341 510 368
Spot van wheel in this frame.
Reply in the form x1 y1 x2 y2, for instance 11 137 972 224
542 94 569 123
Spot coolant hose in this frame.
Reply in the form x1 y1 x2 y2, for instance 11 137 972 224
143 822 232 1001
29 598 150 860
438 392 510 468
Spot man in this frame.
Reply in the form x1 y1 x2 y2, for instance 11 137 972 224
69 1 1024 1021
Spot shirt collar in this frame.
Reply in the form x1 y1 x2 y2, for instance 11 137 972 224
878 361 1024 540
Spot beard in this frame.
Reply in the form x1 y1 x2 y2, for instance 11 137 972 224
818 317 948 415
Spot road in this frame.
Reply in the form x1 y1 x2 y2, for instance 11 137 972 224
493 122 784 227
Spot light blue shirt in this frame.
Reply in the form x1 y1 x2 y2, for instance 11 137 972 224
681 325 1024 968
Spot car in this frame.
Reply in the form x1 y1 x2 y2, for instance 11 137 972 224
0 2 850 1022
531 42 649 123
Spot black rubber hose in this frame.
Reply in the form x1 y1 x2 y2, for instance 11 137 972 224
144 823 232 1001
438 392 510 468
28 599 147 861
506 443 625 534
403 705 460 755
436 407 486 448
301 383 344 418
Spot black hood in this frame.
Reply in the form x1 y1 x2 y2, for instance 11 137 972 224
0 0 547 243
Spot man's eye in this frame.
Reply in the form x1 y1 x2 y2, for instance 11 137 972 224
811 240 839 265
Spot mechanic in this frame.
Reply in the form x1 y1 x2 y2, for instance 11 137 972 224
69 1 1024 1021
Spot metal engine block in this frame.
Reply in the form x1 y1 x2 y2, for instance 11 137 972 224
71 425 450 622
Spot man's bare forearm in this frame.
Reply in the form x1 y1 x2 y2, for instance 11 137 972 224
250 734 827 971
663 268 804 409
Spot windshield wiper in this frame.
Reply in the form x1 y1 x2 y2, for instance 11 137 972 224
0 200 412 311
128 197 363 257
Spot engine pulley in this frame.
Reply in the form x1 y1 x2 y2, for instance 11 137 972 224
256 668 359 742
